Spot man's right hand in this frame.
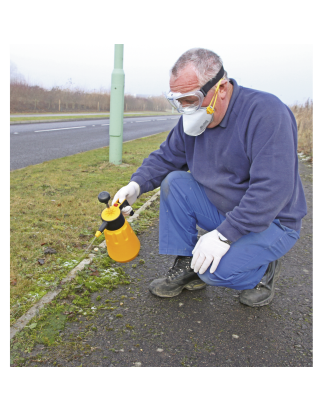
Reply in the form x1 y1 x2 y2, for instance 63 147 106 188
112 181 140 215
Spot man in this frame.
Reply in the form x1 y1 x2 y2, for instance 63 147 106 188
112 48 307 307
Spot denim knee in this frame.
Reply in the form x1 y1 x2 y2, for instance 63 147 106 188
197 271 216 286
197 268 242 288
160 171 190 197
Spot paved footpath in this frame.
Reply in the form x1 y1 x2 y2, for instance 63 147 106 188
25 160 313 367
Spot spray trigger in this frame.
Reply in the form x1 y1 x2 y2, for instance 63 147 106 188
119 199 135 216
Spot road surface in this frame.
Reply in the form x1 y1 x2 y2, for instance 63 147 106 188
10 115 179 170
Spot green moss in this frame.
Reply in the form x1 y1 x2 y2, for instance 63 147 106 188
74 297 91 307
36 312 67 345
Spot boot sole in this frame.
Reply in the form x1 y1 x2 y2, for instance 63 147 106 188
240 260 282 307
149 282 206 298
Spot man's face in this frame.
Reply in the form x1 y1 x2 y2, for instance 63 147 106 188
169 67 215 108
169 67 233 128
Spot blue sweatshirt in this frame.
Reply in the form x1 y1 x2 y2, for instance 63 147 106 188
131 78 307 243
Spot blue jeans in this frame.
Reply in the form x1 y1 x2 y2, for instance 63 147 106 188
159 171 300 290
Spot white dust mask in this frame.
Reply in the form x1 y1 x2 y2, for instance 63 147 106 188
182 108 213 136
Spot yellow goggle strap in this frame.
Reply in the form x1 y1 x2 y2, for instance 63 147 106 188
206 79 223 114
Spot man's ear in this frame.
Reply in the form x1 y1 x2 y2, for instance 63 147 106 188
219 80 229 97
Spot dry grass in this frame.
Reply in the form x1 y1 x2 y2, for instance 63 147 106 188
10 132 168 323
290 99 313 159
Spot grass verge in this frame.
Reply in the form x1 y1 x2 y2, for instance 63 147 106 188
10 131 167 325
10 111 179 123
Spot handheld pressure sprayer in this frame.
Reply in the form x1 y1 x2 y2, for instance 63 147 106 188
95 191 140 263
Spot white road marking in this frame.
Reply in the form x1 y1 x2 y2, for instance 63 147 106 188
35 126 86 133
101 124 109 126
14 132 19 134
135 120 151 122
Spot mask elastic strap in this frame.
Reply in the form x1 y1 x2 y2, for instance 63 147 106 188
206 80 222 114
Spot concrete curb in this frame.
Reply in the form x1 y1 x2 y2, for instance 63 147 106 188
10 255 94 340
10 190 160 339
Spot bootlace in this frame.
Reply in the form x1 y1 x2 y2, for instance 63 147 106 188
166 256 192 279
255 261 276 291
256 281 271 291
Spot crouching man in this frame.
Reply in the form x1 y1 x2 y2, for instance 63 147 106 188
112 48 307 307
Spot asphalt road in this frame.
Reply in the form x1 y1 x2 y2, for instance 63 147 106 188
10 116 179 170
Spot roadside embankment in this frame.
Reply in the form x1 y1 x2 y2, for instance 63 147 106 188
10 132 169 327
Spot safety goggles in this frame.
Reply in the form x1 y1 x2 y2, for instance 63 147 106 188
165 66 224 114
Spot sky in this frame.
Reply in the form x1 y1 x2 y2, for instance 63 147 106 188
10 43 312 106
7 11 318 251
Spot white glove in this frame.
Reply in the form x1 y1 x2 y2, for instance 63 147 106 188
112 181 140 216
191 230 230 275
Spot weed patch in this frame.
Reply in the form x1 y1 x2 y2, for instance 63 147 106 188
10 132 167 323
10 251 132 363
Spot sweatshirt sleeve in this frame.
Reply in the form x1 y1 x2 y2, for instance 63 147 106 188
217 101 298 242
130 118 188 195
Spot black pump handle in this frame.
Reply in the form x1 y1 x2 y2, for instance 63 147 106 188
98 191 110 205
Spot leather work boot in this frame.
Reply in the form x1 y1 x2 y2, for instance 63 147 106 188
239 259 282 307
148 256 206 298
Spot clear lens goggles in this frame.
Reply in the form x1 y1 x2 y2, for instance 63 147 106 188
165 90 205 114
165 65 225 115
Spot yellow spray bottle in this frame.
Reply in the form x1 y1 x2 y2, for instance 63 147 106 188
95 191 140 263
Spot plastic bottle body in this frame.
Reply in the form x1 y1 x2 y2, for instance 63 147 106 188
104 219 140 263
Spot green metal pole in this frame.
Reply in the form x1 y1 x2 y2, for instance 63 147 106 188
109 44 125 164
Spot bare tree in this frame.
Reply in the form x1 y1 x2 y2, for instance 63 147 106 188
10 75 169 114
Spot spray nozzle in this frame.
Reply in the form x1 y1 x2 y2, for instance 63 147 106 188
95 221 109 238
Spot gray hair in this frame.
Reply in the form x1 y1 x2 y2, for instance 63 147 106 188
170 48 228 88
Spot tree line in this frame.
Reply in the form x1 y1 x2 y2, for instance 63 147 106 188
10 76 169 113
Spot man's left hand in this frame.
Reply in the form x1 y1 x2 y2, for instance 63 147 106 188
191 230 230 275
